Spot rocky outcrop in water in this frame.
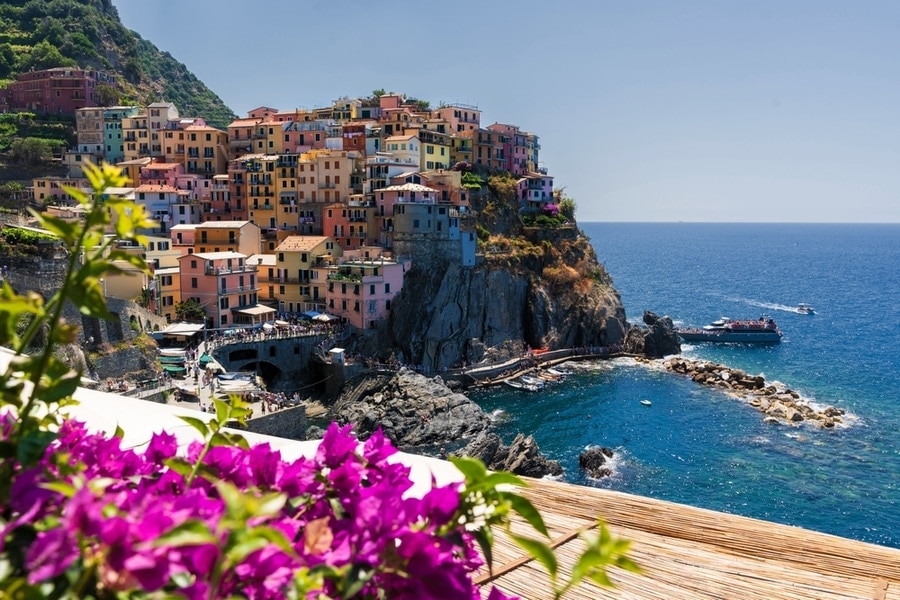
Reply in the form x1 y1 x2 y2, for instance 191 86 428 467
456 431 563 479
623 311 682 358
579 446 615 479
660 357 846 428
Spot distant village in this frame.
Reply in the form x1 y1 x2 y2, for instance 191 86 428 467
3 67 557 333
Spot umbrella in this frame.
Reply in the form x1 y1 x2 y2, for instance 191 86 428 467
313 313 337 322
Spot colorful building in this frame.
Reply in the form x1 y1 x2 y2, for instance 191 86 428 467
273 235 343 314
177 251 268 328
0 68 115 116
317 251 411 330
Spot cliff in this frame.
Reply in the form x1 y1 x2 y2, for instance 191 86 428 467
381 225 630 370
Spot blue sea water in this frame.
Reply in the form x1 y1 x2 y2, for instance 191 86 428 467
472 223 900 548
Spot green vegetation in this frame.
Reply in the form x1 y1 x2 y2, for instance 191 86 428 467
174 297 206 323
0 0 236 128
461 170 484 189
0 112 74 154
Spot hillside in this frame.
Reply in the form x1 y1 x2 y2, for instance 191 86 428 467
0 0 235 128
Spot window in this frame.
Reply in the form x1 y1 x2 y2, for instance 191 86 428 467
385 283 390 293
191 277 198 288
190 260 197 268
426 146 434 154
370 284 375 295
368 300 376 312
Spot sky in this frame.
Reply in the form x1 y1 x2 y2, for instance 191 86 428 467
113 0 900 223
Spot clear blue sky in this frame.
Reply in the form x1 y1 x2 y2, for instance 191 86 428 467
114 0 900 223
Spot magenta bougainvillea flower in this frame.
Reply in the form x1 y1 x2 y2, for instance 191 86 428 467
2 418 518 599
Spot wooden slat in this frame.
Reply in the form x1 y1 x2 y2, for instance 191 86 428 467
477 477 900 600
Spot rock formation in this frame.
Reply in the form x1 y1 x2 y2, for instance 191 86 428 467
382 227 628 370
623 311 682 358
660 357 846 428
332 368 492 448
579 446 615 479
456 431 563 479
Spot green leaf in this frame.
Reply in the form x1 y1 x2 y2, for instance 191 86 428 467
505 492 549 538
17 430 56 466
483 471 526 488
510 533 558 581
40 480 77 498
472 526 494 575
178 415 211 438
154 519 217 547
449 455 488 482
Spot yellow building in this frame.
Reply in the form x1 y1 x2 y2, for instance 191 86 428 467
154 266 181 323
183 125 228 176
122 112 151 161
273 235 342 314
414 128 451 171
245 154 278 233
194 220 261 256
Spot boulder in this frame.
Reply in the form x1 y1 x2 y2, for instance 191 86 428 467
579 445 615 479
623 311 682 358
457 431 563 479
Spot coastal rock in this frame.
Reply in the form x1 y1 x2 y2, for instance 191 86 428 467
332 368 491 448
623 311 682 358
380 228 628 371
579 446 615 479
457 431 563 478
661 357 846 428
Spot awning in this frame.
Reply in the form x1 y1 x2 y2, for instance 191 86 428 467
163 322 205 336
232 305 277 316
301 310 321 319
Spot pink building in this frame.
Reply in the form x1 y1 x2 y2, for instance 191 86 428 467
488 123 530 177
517 172 555 210
178 251 270 328
322 202 377 250
319 253 412 330
0 68 114 116
373 183 439 238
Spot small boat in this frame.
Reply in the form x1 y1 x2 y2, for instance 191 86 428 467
546 367 572 378
796 303 816 315
677 316 783 344
640 399 652 406
519 375 546 388
505 378 541 392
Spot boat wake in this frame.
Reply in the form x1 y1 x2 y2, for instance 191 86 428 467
739 298 816 315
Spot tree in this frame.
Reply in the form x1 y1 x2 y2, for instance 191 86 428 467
18 40 76 71
175 298 207 323
0 43 16 79
8 137 54 166
372 88 386 98
94 83 120 106
557 189 578 221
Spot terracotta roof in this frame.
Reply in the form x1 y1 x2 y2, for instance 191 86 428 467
196 221 252 229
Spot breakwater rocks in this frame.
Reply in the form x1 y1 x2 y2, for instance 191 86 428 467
659 357 845 428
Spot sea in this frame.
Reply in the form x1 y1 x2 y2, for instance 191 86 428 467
471 222 900 549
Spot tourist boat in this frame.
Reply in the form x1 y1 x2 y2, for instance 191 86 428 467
545 367 572 378
677 316 783 344
796 303 816 315
640 399 652 406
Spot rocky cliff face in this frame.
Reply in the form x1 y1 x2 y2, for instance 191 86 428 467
382 226 629 370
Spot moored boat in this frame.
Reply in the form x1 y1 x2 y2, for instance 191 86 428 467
678 316 783 344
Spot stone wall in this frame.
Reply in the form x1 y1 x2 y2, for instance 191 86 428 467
245 404 308 440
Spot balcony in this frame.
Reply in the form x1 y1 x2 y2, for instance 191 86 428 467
205 265 256 276
327 272 362 283
252 203 274 211
218 285 260 295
